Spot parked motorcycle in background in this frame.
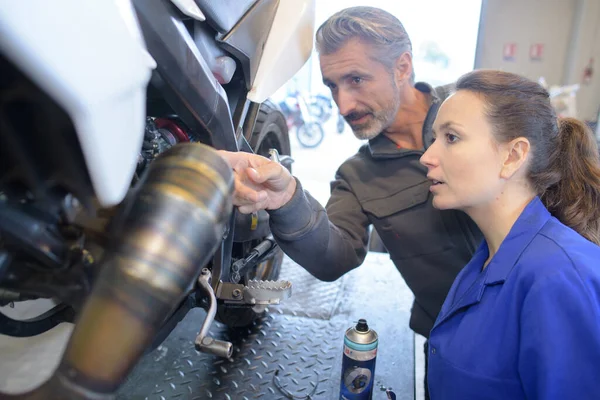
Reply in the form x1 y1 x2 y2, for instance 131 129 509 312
279 90 325 148
308 93 346 134
308 93 332 124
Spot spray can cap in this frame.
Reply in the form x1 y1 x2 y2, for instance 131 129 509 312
355 319 369 332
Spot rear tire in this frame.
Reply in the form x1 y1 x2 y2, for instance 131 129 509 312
215 100 290 327
296 122 324 148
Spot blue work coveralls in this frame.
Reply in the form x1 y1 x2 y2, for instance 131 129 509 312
428 197 600 399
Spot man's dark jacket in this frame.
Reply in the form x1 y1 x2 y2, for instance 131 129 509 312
268 83 483 337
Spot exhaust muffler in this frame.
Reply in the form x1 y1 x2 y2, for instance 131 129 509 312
4 143 233 399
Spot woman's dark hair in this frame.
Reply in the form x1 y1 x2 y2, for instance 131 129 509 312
456 70 600 245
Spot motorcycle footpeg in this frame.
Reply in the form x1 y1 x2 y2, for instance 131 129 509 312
243 279 292 305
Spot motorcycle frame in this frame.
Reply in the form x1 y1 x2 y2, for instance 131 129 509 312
132 0 279 288
129 0 287 339
0 0 313 342
0 0 276 337
0 1 315 395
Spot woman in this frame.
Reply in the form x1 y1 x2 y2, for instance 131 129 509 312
420 70 600 399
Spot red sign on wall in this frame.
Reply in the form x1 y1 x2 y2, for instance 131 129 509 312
530 44 544 61
503 43 517 61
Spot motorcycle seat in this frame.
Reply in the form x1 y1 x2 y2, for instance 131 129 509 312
194 0 258 33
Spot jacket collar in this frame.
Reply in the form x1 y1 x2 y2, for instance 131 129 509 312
432 197 552 331
366 134 417 158
483 197 552 284
367 82 443 159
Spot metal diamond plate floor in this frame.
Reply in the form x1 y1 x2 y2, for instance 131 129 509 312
117 252 415 400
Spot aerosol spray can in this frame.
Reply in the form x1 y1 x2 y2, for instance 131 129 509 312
339 319 378 400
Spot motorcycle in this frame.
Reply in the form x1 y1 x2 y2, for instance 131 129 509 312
279 90 326 148
0 0 315 398
308 93 333 123
308 93 346 134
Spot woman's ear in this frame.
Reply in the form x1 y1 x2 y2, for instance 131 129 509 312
500 137 530 179
395 52 413 83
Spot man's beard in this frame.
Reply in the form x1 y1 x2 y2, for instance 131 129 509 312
345 90 401 141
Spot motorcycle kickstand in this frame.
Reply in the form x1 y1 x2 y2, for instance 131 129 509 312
194 268 233 358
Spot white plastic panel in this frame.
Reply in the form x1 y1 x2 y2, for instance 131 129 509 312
170 0 206 21
0 0 155 207
247 0 316 103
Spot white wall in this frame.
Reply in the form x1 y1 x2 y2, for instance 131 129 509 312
476 0 576 84
564 0 600 121
477 0 600 121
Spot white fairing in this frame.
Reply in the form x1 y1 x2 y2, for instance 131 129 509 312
248 0 316 103
0 0 155 207
169 0 206 21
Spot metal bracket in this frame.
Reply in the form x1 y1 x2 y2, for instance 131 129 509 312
230 236 279 283
215 281 246 302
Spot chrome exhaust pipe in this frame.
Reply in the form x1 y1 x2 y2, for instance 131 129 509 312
4 143 233 399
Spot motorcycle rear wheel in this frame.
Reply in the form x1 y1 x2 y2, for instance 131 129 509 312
215 100 290 327
296 122 325 148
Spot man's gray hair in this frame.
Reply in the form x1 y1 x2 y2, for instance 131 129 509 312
315 7 415 82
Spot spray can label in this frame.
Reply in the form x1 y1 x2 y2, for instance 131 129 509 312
339 320 378 400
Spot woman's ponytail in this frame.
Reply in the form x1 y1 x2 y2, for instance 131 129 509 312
541 117 600 244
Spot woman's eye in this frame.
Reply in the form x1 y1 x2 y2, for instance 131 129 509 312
445 133 458 143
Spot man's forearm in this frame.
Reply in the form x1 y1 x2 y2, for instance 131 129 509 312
267 178 366 281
